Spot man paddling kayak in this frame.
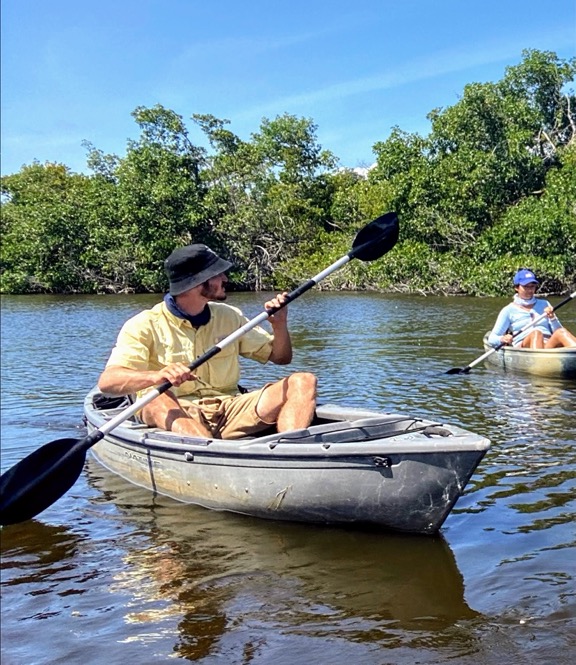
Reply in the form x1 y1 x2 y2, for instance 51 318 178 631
98 244 317 439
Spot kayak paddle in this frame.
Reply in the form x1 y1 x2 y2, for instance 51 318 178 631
0 212 400 526
446 290 576 375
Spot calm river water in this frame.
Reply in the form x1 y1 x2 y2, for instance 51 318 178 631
1 292 575 665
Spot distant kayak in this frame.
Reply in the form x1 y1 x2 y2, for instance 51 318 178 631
482 333 576 378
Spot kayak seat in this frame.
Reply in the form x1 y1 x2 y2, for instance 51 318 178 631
92 392 134 410
262 416 431 446
91 391 146 425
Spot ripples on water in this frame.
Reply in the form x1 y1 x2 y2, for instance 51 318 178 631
1 292 575 664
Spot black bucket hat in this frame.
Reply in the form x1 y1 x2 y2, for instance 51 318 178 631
165 244 233 296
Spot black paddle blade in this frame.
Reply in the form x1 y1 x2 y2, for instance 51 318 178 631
0 438 86 526
350 212 399 262
446 367 471 375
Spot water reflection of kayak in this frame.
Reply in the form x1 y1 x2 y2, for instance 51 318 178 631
85 457 479 630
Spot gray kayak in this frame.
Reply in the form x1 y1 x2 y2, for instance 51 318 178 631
84 387 490 535
482 333 576 378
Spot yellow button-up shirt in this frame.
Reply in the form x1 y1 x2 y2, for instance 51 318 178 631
106 301 273 402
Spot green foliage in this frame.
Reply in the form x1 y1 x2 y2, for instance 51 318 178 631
472 144 576 292
112 105 209 290
1 50 575 296
1 163 94 292
196 113 336 289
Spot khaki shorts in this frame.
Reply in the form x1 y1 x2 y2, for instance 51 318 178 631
181 384 274 439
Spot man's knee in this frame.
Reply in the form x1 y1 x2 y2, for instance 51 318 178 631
287 372 317 398
141 391 184 428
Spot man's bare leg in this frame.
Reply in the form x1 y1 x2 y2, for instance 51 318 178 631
256 372 317 432
141 391 212 437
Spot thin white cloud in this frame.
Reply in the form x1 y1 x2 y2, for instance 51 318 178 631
235 28 575 120
169 16 362 71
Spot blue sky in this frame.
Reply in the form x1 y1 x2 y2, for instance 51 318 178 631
1 0 575 176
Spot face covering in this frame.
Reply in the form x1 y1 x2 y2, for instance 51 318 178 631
164 293 211 326
513 294 537 306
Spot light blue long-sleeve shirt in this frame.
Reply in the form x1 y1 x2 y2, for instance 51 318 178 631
487 299 562 347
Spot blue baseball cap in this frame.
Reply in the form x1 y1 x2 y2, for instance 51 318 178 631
513 269 539 286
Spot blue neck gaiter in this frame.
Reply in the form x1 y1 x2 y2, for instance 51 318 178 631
164 293 211 327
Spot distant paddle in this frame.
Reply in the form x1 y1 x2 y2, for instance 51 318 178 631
446 290 576 375
0 212 400 526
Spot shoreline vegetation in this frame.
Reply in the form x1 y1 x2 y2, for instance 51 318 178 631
2 49 575 297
